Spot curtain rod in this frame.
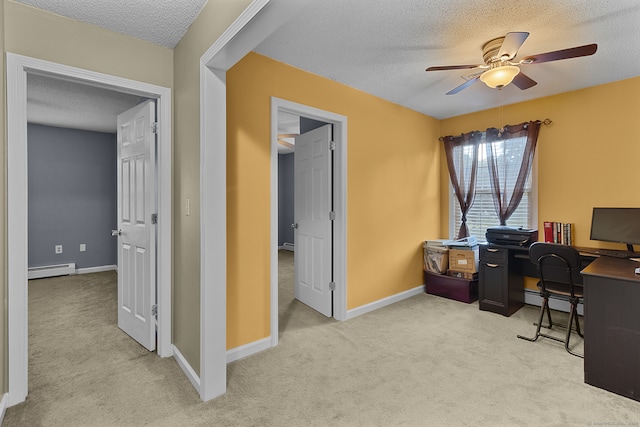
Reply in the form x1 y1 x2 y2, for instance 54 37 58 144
438 118 553 142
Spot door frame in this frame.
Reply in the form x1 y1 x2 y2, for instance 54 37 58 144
270 98 348 347
6 53 172 406
198 0 314 402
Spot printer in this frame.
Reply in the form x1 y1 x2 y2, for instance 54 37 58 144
485 226 538 246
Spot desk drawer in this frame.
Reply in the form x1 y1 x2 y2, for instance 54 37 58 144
480 246 507 263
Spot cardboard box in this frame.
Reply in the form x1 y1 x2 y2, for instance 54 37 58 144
448 247 479 273
423 241 449 274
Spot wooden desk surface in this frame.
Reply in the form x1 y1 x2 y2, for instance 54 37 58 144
581 256 640 283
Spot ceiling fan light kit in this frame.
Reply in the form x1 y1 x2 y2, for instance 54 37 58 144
479 63 520 88
426 32 598 95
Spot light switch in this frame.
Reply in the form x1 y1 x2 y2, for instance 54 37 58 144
185 198 191 216
80 244 86 252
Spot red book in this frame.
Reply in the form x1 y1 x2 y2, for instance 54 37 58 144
543 221 554 243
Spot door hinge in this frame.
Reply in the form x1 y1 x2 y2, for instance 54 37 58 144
329 211 336 221
151 213 158 224
152 304 158 317
329 281 336 291
152 122 158 134
329 141 336 151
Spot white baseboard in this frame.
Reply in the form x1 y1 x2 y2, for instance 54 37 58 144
172 345 201 395
222 285 425 365
278 243 295 252
0 393 8 423
346 285 425 320
76 265 118 275
524 289 584 316
226 337 272 363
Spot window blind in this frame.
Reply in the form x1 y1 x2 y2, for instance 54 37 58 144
451 135 533 239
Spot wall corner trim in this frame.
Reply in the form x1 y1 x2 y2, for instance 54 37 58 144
172 345 201 395
0 393 8 423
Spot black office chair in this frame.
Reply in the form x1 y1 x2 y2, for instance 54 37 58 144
517 242 584 357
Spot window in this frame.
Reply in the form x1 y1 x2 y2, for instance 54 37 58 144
449 133 536 239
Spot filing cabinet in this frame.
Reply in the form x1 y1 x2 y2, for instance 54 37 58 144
479 244 524 316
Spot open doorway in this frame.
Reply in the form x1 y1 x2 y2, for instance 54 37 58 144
6 53 172 406
276 114 334 334
269 97 348 348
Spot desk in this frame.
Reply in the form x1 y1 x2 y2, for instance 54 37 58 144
479 244 596 316
581 257 640 402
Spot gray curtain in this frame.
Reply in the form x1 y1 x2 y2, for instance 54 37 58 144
442 131 482 238
485 121 540 226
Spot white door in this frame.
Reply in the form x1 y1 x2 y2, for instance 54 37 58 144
116 100 157 351
294 124 333 316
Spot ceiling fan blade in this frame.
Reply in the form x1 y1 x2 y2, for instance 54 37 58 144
446 77 480 95
512 72 537 90
521 43 598 64
426 64 480 71
498 32 529 60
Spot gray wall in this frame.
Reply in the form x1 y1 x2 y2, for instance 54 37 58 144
28 124 117 269
278 153 295 246
300 117 328 134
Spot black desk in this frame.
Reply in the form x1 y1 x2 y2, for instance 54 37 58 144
479 243 596 316
581 257 640 402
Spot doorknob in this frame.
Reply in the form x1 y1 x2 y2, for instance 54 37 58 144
291 223 298 229
111 229 122 236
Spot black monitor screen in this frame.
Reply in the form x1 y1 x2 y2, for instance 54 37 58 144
590 208 640 246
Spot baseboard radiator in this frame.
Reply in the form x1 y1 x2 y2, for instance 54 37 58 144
28 263 76 280
282 242 295 251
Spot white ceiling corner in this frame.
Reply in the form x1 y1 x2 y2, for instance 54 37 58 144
15 0 207 48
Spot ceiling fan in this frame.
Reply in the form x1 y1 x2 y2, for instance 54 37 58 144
426 32 597 95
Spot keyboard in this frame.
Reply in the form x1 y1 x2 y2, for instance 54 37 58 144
594 249 637 259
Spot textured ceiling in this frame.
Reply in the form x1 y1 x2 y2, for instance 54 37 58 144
256 0 640 119
27 74 147 134
20 0 640 133
15 0 207 48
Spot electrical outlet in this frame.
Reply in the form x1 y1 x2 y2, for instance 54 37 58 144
80 244 86 252
55 245 63 254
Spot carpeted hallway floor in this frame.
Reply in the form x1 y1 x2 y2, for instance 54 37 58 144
4 251 640 426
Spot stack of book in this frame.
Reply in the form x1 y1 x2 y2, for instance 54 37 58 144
543 221 574 245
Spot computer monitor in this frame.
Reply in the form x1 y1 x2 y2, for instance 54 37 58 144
590 207 640 252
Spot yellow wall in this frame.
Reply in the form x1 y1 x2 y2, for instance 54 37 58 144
440 77 640 288
172 0 253 374
226 52 441 348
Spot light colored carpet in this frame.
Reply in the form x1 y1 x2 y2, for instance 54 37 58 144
4 251 640 426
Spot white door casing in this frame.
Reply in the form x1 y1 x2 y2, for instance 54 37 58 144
269 97 348 351
294 125 333 316
117 100 157 351
7 53 172 407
